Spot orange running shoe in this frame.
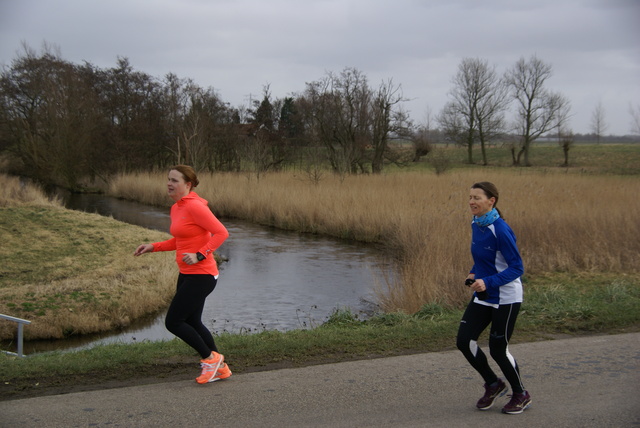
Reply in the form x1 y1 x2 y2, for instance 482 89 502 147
195 351 224 384
212 363 232 382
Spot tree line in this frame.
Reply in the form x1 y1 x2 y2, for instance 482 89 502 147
1 43 616 189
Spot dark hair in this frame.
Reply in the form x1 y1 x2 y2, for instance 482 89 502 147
171 165 199 189
471 181 502 217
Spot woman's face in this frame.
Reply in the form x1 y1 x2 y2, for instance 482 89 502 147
469 188 495 217
167 169 191 201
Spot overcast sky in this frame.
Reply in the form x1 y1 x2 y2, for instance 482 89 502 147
1 0 638 135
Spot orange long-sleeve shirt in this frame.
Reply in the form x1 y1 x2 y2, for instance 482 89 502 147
152 192 229 275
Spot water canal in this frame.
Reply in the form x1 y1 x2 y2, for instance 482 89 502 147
19 194 389 353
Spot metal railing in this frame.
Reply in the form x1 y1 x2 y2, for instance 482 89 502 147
0 314 31 357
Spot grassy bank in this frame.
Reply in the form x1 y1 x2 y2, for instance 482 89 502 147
2 270 639 401
0 175 177 340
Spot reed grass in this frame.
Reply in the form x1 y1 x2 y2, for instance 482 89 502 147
0 174 62 207
109 168 640 313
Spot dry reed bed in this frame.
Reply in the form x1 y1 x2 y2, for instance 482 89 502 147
0 174 61 207
110 170 640 313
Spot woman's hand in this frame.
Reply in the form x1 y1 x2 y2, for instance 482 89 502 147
134 244 153 256
181 253 199 265
470 278 487 293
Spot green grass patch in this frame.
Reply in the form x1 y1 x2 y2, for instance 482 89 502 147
519 273 640 333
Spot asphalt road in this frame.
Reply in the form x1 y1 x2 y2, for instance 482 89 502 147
1 333 638 427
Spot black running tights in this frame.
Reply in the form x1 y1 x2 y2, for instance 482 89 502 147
456 300 525 394
165 273 218 359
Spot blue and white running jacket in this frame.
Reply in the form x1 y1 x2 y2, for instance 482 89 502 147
470 217 524 306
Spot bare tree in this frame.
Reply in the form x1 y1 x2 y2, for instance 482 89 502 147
98 57 168 170
301 68 410 175
439 58 509 165
301 145 326 185
178 106 206 169
0 43 101 188
505 55 571 166
558 127 574 167
429 147 451 175
412 106 434 162
437 101 465 148
370 78 410 173
411 126 432 162
302 68 371 174
165 81 228 171
590 101 609 144
629 103 640 135
475 77 509 165
440 59 479 163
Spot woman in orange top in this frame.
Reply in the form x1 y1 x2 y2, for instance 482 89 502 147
134 165 231 384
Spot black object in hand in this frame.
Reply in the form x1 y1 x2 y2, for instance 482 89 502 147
465 278 487 300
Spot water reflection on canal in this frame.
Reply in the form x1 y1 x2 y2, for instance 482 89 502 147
22 194 389 353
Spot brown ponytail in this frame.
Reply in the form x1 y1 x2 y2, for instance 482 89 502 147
171 165 199 190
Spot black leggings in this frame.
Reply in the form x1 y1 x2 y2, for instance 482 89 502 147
165 273 218 359
456 300 525 394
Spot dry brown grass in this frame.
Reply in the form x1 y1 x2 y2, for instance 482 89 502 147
0 174 62 207
110 170 640 313
0 175 176 340
1 258 177 340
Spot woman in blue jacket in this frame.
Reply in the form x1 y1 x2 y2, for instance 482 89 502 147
457 182 532 415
